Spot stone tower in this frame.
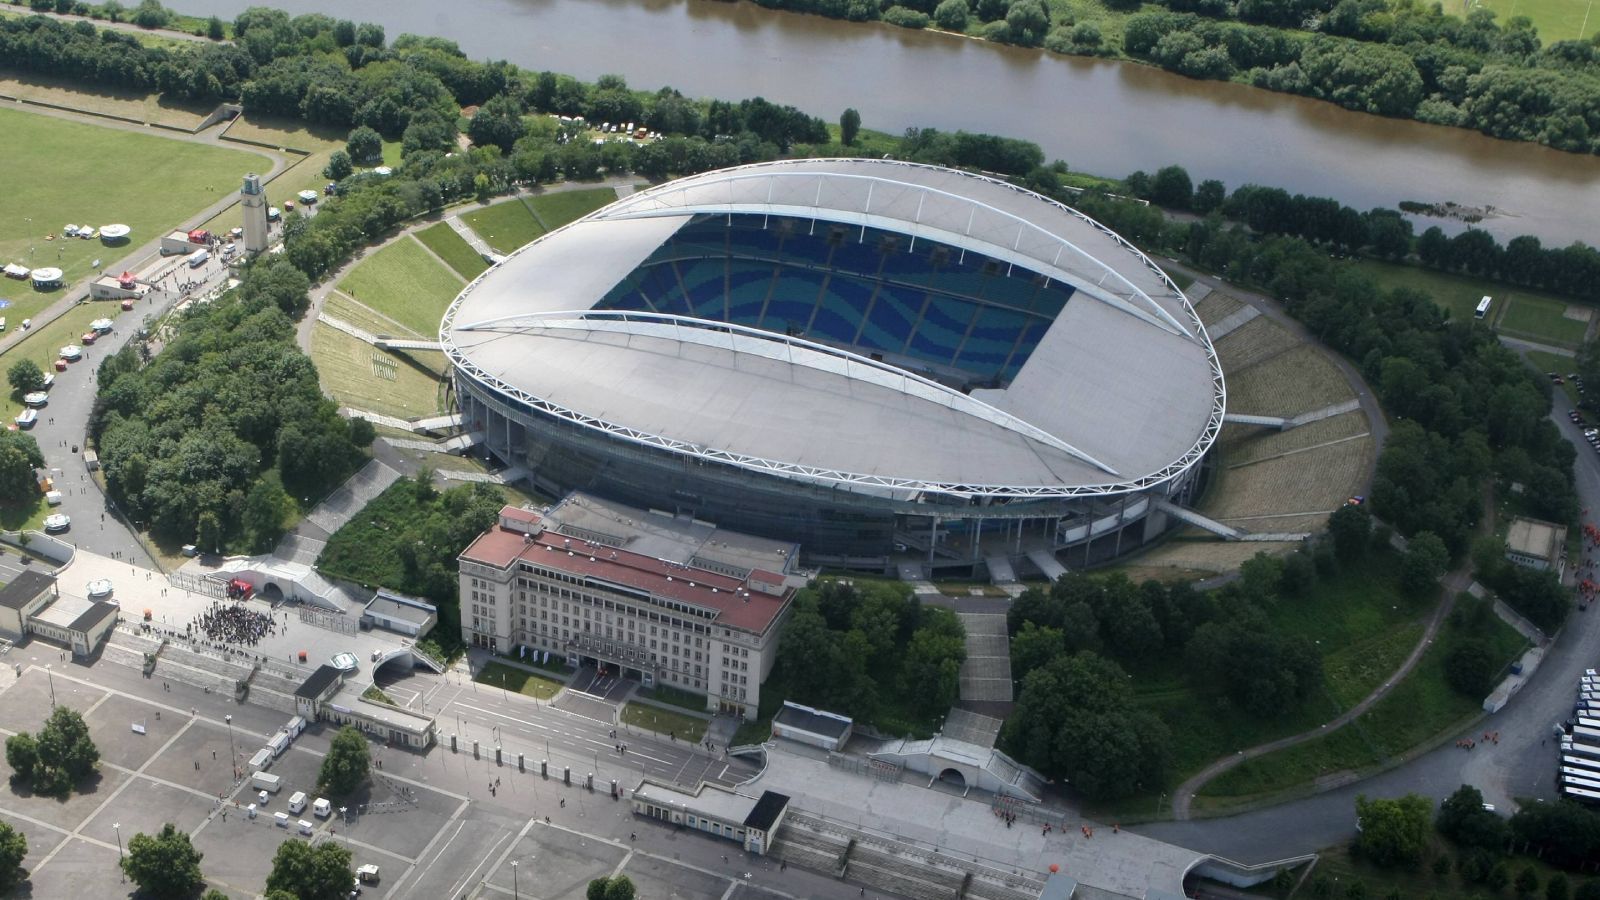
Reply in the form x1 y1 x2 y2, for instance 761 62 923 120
241 173 269 255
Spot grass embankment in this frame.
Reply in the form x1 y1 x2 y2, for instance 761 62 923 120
308 324 447 420
415 222 488 280
1347 258 1591 348
335 237 465 336
1127 554 1427 792
461 199 545 254
1196 602 1527 810
525 188 618 229
0 105 262 291
477 661 563 700
622 701 708 743
0 70 210 128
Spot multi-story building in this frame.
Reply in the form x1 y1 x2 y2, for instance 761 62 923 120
457 492 806 718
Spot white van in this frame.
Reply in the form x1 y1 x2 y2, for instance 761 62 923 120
312 797 332 818
187 248 210 269
288 791 307 814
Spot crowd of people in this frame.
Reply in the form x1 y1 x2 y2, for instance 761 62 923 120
190 600 276 647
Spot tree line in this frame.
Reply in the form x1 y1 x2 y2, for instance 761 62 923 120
89 258 372 553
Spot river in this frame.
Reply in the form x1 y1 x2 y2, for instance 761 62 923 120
181 0 1599 245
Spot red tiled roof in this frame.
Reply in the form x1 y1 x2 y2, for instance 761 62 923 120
500 506 542 525
748 569 784 586
461 524 791 634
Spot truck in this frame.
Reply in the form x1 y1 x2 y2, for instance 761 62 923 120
187 248 210 269
252 771 282 793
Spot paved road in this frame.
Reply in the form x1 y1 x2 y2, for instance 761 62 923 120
1137 391 1600 861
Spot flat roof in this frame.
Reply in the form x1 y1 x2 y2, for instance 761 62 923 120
775 702 852 740
0 570 54 610
67 601 118 634
327 683 435 735
31 593 93 630
1507 516 1564 562
743 791 790 831
443 160 1222 501
540 492 798 577
295 664 343 700
364 593 436 626
632 778 758 825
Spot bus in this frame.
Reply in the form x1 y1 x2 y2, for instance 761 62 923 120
1475 296 1492 319
1564 784 1600 805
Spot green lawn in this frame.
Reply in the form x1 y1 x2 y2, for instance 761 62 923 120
1500 292 1590 348
461 200 546 254
1475 0 1599 41
1197 605 1527 808
637 684 710 714
1346 258 1591 346
202 147 336 235
336 237 466 337
0 106 264 292
526 188 618 230
477 661 563 700
308 323 445 420
415 222 489 280
621 701 707 743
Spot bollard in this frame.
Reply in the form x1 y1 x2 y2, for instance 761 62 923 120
586 772 594 791
473 740 479 760
610 778 617 798
495 746 502 766
451 734 457 753
563 766 571 786
518 753 525 773
541 759 548 779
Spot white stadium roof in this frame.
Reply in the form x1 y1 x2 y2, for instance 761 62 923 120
443 159 1225 500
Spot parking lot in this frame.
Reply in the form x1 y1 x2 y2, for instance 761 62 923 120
0 652 901 899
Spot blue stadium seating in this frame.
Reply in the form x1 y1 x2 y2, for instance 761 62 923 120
594 214 1074 381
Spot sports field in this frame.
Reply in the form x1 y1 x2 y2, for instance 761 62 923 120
335 237 466 336
1473 0 1598 41
415 222 488 280
1499 292 1590 348
0 106 265 289
461 200 545 254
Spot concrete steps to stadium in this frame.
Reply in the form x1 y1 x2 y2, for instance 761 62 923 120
845 845 965 900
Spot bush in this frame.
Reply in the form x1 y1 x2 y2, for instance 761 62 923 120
882 5 931 27
932 0 969 29
1443 638 1497 698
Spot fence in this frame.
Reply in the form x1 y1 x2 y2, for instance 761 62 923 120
169 571 226 599
299 607 357 635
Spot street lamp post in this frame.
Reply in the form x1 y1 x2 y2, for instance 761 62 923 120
45 665 55 707
224 715 235 770
511 860 519 899
113 823 124 881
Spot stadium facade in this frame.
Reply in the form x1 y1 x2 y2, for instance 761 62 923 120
442 159 1225 574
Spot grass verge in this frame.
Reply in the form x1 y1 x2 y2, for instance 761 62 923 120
477 661 563 700
637 684 709 713
621 701 707 743
526 188 618 230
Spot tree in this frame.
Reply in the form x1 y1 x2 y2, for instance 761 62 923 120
1400 531 1449 596
1327 503 1372 561
0 429 43 505
206 15 224 39
0 822 23 896
1443 638 1496 698
318 726 370 795
1192 178 1226 213
1150 165 1194 209
266 839 353 900
7 359 44 395
933 0 970 29
1550 874 1571 900
346 125 382 163
1518 865 1543 900
1354 793 1432 868
25 707 100 793
1436 785 1508 853
587 875 636 900
324 150 353 181
839 108 861 146
4 733 37 784
121 823 204 897
468 93 526 152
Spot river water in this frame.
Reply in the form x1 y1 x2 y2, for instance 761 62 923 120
183 0 1599 245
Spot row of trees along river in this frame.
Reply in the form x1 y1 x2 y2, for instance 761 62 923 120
168 0 1600 248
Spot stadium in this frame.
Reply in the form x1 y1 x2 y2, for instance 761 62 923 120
441 159 1226 573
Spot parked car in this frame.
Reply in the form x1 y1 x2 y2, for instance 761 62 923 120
43 514 70 533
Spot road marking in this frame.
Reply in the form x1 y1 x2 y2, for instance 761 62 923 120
391 803 469 899
444 825 513 900
611 848 634 877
